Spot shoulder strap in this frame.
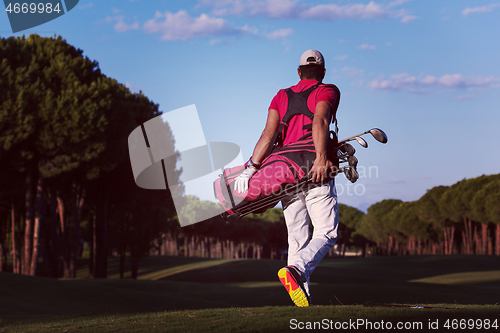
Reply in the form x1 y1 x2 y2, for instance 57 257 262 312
264 82 339 157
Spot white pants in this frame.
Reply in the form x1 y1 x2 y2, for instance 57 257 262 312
282 180 339 296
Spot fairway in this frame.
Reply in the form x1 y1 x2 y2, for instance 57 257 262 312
1 255 500 332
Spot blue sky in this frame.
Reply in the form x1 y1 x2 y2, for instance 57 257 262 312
1 0 499 212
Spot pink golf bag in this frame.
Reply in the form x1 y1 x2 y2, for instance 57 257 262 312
213 134 339 218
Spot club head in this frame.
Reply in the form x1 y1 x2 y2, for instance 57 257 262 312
348 155 358 168
369 128 388 144
355 136 368 148
343 166 359 183
338 143 355 156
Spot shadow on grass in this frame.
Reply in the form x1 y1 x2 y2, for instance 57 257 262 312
1 255 500 317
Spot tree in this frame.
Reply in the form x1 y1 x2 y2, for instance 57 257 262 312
440 175 500 254
472 178 500 255
0 35 178 279
416 186 454 254
357 199 402 255
0 34 104 276
338 203 366 256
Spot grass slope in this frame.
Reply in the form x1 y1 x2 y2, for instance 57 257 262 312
2 305 500 332
1 255 500 331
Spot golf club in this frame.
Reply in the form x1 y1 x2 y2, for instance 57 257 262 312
338 128 388 145
338 142 355 156
348 155 358 168
342 166 359 183
355 136 368 148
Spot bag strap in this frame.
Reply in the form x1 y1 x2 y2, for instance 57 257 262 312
264 83 320 157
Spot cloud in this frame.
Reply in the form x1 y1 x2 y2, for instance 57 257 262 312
358 44 376 50
201 0 415 23
368 73 500 93
144 10 233 41
462 4 500 17
105 16 140 33
301 2 387 20
238 24 259 35
400 15 417 23
264 28 294 39
207 0 300 19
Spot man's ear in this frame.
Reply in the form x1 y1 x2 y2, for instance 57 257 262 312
297 68 302 79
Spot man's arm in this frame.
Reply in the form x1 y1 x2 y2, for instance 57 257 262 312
250 109 280 165
234 109 280 194
308 101 333 182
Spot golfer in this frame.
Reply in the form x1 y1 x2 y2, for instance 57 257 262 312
234 50 339 307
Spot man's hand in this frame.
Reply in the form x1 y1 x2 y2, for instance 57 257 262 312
234 167 258 193
308 155 334 183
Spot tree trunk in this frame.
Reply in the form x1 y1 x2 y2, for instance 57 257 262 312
38 182 55 278
49 188 60 277
464 218 474 254
30 214 41 276
69 185 85 278
89 213 96 278
57 196 72 278
0 223 5 271
496 224 500 256
23 170 38 275
11 201 20 274
444 226 455 255
30 178 45 276
481 223 488 255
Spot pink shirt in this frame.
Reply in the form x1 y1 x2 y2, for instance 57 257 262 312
269 79 337 145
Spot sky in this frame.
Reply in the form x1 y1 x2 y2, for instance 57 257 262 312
1 0 499 212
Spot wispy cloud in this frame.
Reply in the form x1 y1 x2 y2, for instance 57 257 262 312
462 4 500 17
105 16 140 33
358 44 376 50
368 73 500 94
206 0 300 19
264 28 294 39
200 0 416 23
143 10 234 41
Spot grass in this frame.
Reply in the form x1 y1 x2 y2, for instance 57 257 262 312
1 255 500 332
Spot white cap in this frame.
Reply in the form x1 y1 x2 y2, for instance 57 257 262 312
299 49 324 67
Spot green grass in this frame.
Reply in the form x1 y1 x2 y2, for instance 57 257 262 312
1 255 500 332
2 305 499 332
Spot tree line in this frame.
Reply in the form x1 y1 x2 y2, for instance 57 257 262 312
351 173 500 256
0 35 180 279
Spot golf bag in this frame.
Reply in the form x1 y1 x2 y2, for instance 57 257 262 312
213 132 340 217
214 83 350 221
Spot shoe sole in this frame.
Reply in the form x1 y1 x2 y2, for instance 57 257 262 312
278 268 309 307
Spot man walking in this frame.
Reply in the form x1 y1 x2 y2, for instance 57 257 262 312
234 50 340 307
